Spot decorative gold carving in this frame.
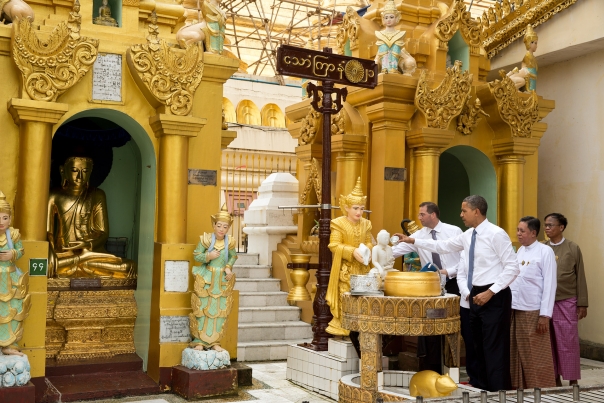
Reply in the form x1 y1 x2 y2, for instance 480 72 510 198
299 157 322 205
46 290 137 360
336 6 361 54
341 293 461 336
435 0 485 50
360 332 381 391
339 382 407 403
488 70 539 138
127 12 204 116
482 0 579 58
344 60 364 83
47 278 137 288
122 0 139 6
331 110 345 136
415 60 472 130
457 97 489 135
11 0 99 102
298 108 321 145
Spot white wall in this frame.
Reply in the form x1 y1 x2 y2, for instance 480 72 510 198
224 74 303 114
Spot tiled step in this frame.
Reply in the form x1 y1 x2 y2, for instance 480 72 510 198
235 253 260 265
239 306 301 323
239 291 288 307
233 264 271 279
238 339 312 362
235 278 282 292
238 321 313 342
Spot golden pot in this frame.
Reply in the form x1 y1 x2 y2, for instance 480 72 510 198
383 271 441 297
288 254 312 302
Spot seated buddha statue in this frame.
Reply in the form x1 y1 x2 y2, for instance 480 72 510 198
93 0 118 27
47 156 136 279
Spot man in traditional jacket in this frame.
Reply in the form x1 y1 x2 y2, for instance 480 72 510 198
544 213 588 386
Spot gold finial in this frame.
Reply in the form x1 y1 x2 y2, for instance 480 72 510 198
381 0 400 20
0 191 12 216
211 203 233 226
339 177 367 215
406 220 420 235
523 24 538 49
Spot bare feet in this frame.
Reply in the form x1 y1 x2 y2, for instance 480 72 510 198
194 345 205 351
212 345 225 352
1 347 23 356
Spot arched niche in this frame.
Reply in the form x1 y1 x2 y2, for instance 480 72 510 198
93 0 122 27
438 145 497 227
236 100 261 126
261 103 286 128
223 98 236 123
447 31 469 72
54 108 156 368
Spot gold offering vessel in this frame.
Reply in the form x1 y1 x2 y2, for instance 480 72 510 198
383 271 441 297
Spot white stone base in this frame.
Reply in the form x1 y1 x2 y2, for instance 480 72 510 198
286 341 360 401
181 348 231 371
0 353 31 387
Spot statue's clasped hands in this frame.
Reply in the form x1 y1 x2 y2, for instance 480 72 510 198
0 251 12 262
63 240 91 251
206 250 221 262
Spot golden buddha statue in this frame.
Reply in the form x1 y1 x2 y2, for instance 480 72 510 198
47 156 136 279
93 0 118 27
326 178 373 337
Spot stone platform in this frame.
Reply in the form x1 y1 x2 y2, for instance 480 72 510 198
172 365 238 400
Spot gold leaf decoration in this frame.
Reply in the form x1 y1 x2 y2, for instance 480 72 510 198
435 0 485 48
300 157 322 206
482 0 578 59
298 108 321 145
457 97 489 135
414 60 473 130
127 12 204 116
335 6 360 54
11 0 99 102
488 70 539 138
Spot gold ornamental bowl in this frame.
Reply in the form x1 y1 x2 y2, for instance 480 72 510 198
383 271 441 297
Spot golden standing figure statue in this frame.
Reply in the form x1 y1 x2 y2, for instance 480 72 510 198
326 178 373 337
507 24 538 91
374 0 417 75
0 191 31 356
189 204 237 351
47 156 136 279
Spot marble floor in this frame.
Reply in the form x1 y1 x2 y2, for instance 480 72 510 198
71 358 604 403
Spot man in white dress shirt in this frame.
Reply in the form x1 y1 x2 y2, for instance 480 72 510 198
510 216 557 389
398 195 519 391
392 202 480 380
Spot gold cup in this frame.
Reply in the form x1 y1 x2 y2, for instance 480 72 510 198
383 271 441 297
287 254 312 302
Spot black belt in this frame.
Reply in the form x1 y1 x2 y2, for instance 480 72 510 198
471 283 493 293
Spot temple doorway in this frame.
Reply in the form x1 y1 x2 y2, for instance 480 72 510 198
50 109 156 368
438 146 497 228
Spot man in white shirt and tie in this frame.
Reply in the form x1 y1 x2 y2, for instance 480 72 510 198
510 216 557 389
392 202 480 381
398 195 519 391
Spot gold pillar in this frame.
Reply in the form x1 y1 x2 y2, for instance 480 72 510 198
406 127 455 221
8 98 68 240
149 114 206 244
333 134 366 214
493 137 540 241
7 98 68 378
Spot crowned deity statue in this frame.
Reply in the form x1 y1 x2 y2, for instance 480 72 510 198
93 0 118 27
0 191 31 356
374 0 417 75
176 0 226 53
47 156 136 279
188 204 237 353
326 178 373 337
507 24 538 91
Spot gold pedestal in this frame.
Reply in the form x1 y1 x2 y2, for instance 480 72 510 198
45 289 137 360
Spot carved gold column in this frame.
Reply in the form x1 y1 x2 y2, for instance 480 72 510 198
150 115 206 243
359 331 382 401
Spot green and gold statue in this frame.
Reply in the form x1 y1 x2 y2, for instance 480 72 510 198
0 191 31 356
47 156 136 279
189 204 237 351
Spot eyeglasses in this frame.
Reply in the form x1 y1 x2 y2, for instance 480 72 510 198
418 213 432 217
544 224 559 228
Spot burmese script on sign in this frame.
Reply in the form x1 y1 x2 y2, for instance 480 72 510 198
92 53 122 102
160 316 191 343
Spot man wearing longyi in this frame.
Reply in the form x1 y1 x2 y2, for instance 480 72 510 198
398 195 520 391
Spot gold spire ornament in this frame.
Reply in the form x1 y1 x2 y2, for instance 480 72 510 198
211 203 233 226
0 191 11 216
339 177 367 215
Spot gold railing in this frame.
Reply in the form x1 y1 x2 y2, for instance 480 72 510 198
222 149 297 252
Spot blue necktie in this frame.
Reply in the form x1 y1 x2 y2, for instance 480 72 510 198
467 229 477 291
